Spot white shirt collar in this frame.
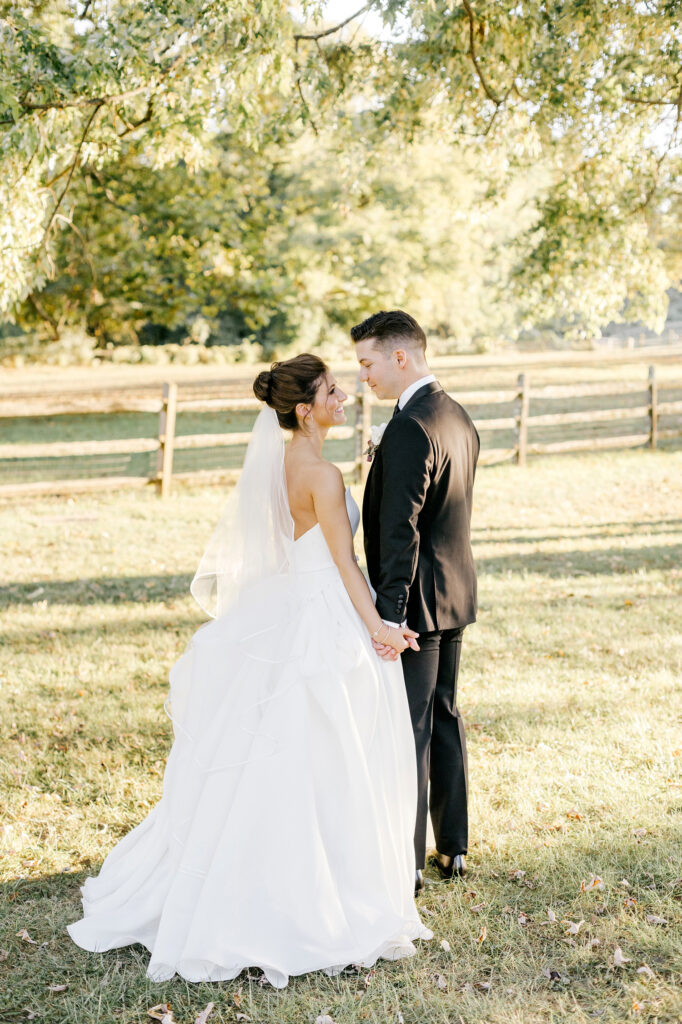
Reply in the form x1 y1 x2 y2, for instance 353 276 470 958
398 374 437 410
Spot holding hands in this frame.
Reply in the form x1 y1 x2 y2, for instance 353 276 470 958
370 622 420 661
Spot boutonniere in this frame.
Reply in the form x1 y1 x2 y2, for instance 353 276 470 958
364 422 388 462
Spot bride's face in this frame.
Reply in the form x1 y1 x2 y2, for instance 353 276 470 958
311 373 348 428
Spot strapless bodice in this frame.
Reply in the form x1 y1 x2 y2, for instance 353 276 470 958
291 487 360 573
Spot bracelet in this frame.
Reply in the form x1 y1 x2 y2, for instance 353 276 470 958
370 623 391 644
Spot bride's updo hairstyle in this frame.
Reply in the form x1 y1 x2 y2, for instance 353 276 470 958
253 354 328 431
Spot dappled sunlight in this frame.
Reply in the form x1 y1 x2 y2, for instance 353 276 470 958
1 448 680 1024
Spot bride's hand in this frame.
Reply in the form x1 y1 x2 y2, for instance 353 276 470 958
373 625 420 657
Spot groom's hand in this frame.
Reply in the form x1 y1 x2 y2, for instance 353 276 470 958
401 626 420 652
372 638 399 661
371 625 420 660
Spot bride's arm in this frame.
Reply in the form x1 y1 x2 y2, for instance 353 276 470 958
311 464 418 655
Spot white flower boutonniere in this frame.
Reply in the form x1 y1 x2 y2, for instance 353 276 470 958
364 422 388 463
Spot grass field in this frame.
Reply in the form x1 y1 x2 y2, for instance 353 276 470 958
1 447 681 1024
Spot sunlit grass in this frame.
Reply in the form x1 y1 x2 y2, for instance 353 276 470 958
1 448 681 1023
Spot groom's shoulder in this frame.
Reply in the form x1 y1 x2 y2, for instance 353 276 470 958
407 386 476 432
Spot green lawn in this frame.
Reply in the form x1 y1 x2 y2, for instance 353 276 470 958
1 448 681 1023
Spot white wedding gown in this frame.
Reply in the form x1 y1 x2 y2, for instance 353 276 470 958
68 488 432 987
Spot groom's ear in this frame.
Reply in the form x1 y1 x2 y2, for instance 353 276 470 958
393 348 408 368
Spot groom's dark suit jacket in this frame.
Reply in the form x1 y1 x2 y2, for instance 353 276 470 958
362 382 479 634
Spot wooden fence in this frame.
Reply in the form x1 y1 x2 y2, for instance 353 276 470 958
0 365 681 499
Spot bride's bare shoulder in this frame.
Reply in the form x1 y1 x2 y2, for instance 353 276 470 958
286 452 343 499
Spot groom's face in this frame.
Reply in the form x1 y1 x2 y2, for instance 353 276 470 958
355 338 401 400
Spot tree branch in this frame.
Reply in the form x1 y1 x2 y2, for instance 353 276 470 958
294 4 369 42
28 292 59 340
9 49 188 124
461 0 504 106
623 94 678 106
40 101 102 250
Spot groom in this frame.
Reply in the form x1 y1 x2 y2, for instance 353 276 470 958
351 310 479 893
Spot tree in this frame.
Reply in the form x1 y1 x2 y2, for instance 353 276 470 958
2 0 681 348
0 0 301 314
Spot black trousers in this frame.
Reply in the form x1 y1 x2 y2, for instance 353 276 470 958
400 627 468 870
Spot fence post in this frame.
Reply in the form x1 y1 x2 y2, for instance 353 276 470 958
355 379 373 484
516 372 529 466
353 374 363 483
157 382 178 498
648 365 658 449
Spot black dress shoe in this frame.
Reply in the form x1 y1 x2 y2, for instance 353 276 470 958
427 852 467 880
414 869 424 894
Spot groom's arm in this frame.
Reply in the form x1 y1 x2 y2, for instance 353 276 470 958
374 416 433 623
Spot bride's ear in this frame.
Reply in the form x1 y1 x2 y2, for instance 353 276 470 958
295 402 312 424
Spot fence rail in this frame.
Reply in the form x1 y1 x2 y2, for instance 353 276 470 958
0 365 681 499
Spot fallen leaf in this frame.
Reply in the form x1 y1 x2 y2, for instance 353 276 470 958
477 925 487 943
562 919 584 935
632 1001 644 1014
645 914 667 926
440 939 451 952
624 897 637 909
148 1005 176 1024
235 1016 250 1023
581 875 605 892
613 946 630 968
194 1003 214 1024
566 810 584 820
474 981 491 992
547 907 557 923
363 970 375 988
421 907 435 917
633 828 647 838
0 949 8 961
590 938 601 948
434 973 447 990
470 903 486 913
518 913 528 926
15 929 37 944
315 1016 336 1024
637 964 654 980
24 1011 38 1021
542 967 563 982
511 870 526 881
395 1014 405 1024
47 984 68 993
232 990 242 1009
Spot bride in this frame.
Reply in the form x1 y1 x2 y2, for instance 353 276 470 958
68 353 432 988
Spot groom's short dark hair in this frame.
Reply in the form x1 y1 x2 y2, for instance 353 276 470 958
350 310 427 353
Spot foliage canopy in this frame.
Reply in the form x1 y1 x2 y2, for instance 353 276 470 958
1 1 680 354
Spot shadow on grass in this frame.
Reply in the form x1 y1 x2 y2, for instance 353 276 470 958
0 574 194 609
472 518 682 545
0 829 679 1024
3 532 681 613
476 542 682 577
